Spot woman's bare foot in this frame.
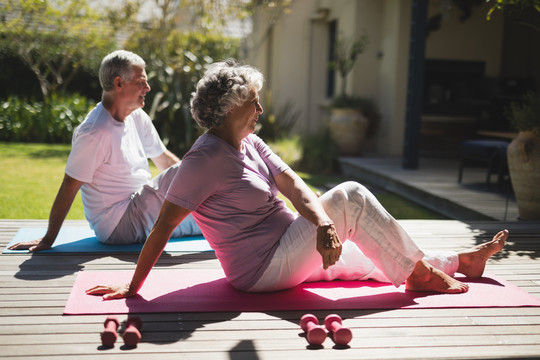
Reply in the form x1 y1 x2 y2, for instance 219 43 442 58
406 259 469 293
457 229 508 278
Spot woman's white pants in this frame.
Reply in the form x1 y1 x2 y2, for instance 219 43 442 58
248 182 459 292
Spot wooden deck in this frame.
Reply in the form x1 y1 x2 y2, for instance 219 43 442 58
1 219 540 359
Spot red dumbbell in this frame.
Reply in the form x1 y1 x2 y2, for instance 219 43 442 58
101 316 120 347
300 314 327 346
123 316 143 347
324 314 353 346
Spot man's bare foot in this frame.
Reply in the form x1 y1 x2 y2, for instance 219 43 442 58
406 259 469 294
457 229 508 278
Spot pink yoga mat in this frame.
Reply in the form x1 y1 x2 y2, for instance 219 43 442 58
64 268 540 315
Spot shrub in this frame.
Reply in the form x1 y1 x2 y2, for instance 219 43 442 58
506 91 540 134
298 127 340 175
267 136 302 169
0 94 95 143
256 100 301 142
126 30 240 155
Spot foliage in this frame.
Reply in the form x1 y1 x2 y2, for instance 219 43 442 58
487 0 540 18
486 0 540 31
297 127 340 175
0 0 291 150
330 95 379 118
245 0 294 14
329 31 369 98
0 94 95 143
125 28 240 154
256 96 301 142
244 0 294 45
267 136 302 169
271 141 447 219
139 0 257 33
0 53 43 100
118 0 250 154
0 0 135 99
330 95 381 137
327 31 380 136
507 92 540 134
124 0 297 153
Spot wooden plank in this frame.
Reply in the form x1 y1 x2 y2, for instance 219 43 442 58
0 219 539 359
2 342 540 360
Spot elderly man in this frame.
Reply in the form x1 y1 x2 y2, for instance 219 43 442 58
9 50 200 252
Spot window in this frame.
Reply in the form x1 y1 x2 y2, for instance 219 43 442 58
327 20 337 98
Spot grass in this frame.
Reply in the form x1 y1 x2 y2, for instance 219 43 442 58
375 192 447 219
267 139 446 220
292 172 446 220
0 142 445 220
0 142 85 219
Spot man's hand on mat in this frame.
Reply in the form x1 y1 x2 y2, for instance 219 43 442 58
85 283 136 300
316 223 342 270
8 238 52 252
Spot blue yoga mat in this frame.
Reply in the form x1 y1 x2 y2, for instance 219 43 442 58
3 226 212 254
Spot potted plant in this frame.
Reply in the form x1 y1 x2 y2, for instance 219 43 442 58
328 31 379 155
506 91 540 220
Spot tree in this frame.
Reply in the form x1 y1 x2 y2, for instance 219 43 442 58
487 0 540 31
0 0 136 99
331 32 369 99
122 0 250 154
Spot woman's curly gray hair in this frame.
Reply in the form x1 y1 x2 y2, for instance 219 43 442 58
191 59 264 129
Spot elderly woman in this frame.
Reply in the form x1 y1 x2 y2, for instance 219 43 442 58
87 59 507 299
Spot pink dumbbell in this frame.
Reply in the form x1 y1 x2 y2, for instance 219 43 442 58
324 314 353 345
300 314 327 345
101 316 120 347
123 316 142 347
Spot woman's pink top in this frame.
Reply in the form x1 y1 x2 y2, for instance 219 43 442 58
166 133 295 290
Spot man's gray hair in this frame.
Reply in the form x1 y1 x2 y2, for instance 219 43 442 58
99 50 146 92
190 59 264 129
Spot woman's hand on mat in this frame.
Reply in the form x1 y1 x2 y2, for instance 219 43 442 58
85 283 136 300
8 238 52 252
316 223 342 270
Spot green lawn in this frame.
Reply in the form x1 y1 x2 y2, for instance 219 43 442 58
291 172 446 220
0 142 445 220
0 143 85 219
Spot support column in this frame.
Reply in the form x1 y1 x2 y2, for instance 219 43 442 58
402 0 427 169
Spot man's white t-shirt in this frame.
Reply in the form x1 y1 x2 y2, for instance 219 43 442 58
65 103 166 241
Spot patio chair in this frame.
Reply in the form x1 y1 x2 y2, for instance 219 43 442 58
458 139 509 188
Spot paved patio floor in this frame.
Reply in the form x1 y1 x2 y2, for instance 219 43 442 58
339 156 519 222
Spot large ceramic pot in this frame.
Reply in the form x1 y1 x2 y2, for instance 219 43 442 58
507 130 540 220
328 108 369 155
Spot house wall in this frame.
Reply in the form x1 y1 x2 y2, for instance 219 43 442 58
247 0 319 132
376 0 412 155
425 1 504 77
500 9 540 91
247 0 413 155
247 0 509 157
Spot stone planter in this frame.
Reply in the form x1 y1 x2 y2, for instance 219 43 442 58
507 130 540 220
328 108 369 155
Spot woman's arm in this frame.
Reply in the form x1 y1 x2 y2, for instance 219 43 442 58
86 200 191 299
274 169 342 269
